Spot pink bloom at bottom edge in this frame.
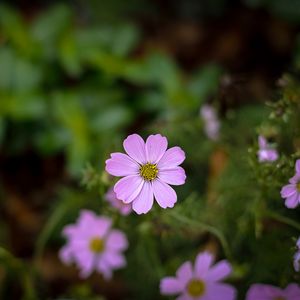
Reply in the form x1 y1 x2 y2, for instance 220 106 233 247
59 210 128 279
246 283 300 300
160 251 236 300
294 237 300 272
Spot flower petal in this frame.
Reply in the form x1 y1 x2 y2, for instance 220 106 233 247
158 146 186 169
158 167 186 186
132 181 154 214
96 258 112 280
285 283 300 298
59 244 74 265
152 179 177 209
296 160 300 174
105 153 139 177
145 134 168 164
106 230 128 252
205 260 232 282
205 283 236 300
285 193 300 209
258 136 267 149
246 284 282 300
102 252 126 269
123 134 146 164
176 293 194 300
114 175 144 204
194 252 214 278
176 261 193 285
281 184 297 198
160 277 184 295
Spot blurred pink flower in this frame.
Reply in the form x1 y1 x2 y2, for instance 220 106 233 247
257 136 278 163
294 237 300 272
105 187 132 216
105 134 186 214
200 104 220 141
160 251 236 300
59 210 128 279
246 283 300 300
280 160 300 208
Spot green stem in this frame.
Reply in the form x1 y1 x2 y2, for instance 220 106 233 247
168 211 233 261
264 210 300 231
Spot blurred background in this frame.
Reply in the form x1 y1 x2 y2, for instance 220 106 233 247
1 0 300 299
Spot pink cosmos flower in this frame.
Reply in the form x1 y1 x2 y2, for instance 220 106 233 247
257 136 278 163
280 160 300 208
59 210 128 279
160 251 236 300
105 134 186 214
105 187 132 216
294 237 300 272
200 105 220 141
246 283 300 300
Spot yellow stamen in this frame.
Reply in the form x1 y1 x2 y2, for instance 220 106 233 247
139 163 158 181
187 279 206 297
89 237 104 253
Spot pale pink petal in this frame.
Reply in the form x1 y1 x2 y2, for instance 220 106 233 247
176 261 193 285
132 181 154 214
296 160 300 174
106 230 128 251
160 277 185 295
123 134 146 164
285 193 300 209
285 283 300 299
145 134 168 164
158 167 186 185
205 282 236 300
246 284 282 300
152 179 177 209
258 136 267 149
105 153 139 177
59 244 74 265
205 260 232 282
158 146 186 169
76 251 95 278
176 293 194 300
114 175 144 203
289 174 300 184
103 252 126 269
96 258 112 280
194 252 214 278
85 216 112 238
281 184 297 198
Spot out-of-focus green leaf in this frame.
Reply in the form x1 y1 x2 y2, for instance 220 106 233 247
0 5 35 56
188 64 223 103
52 92 90 175
0 48 43 92
30 4 72 59
0 94 46 119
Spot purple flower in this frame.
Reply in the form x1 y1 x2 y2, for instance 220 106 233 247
280 160 300 208
105 134 186 214
160 251 236 300
105 187 132 216
294 237 300 272
200 105 220 141
257 136 278 163
59 210 128 279
246 283 300 300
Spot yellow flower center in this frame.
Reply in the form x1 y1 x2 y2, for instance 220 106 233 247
274 297 285 300
187 279 206 297
297 182 300 192
139 163 158 181
89 237 104 253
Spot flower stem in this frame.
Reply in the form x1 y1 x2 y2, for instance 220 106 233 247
168 211 233 261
